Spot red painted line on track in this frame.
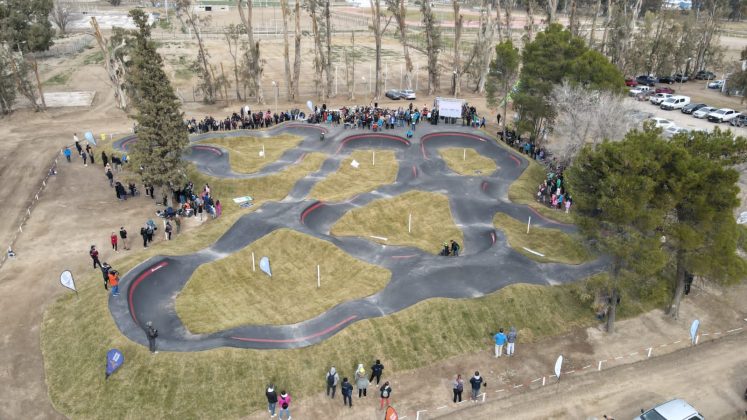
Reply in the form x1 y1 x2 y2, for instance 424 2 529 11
490 231 496 245
335 134 410 154
527 206 573 227
121 137 136 150
412 165 418 178
128 261 169 324
300 201 325 224
192 145 223 156
481 181 488 191
508 154 521 167
294 152 307 164
230 315 358 343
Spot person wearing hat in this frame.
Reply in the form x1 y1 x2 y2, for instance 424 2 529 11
440 242 450 256
145 322 158 354
355 364 369 398
100 263 112 290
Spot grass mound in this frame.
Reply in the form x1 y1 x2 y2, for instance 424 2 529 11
199 133 303 174
507 159 575 225
438 147 498 176
176 229 391 332
309 149 398 202
493 213 591 264
331 190 463 254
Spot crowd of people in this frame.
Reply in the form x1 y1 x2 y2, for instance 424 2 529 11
537 171 572 213
186 108 304 133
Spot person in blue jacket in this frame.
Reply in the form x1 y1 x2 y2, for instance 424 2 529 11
494 328 507 358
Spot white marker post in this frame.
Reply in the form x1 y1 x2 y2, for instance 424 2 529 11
408 212 412 234
261 144 266 158
527 216 532 234
251 252 256 272
317 264 321 288
463 148 466 161
372 150 375 166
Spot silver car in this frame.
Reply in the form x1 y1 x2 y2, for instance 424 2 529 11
692 106 716 118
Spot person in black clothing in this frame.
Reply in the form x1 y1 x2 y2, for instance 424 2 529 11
100 262 111 290
469 371 485 401
101 151 108 167
265 384 278 417
370 360 384 385
145 321 158 353
140 227 148 248
341 378 353 407
119 227 129 250
450 240 461 257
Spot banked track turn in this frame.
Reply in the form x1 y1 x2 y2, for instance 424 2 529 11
110 122 606 351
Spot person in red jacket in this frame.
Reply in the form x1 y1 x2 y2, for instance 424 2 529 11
110 232 118 251
89 245 101 269
278 390 291 420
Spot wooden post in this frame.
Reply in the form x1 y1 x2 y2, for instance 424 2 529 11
527 216 532 234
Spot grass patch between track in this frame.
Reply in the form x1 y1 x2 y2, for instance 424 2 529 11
309 149 398 202
330 190 463 254
198 133 303 174
438 147 498 176
493 213 591 264
176 229 391 332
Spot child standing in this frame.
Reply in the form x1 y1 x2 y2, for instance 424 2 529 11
110 232 118 251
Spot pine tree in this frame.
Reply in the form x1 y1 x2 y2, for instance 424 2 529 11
127 9 189 197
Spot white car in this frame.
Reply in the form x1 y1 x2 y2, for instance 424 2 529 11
660 95 690 110
663 126 690 139
630 86 652 95
399 89 416 100
650 93 673 105
648 117 675 129
707 108 739 123
708 79 724 89
692 106 716 118
635 399 703 420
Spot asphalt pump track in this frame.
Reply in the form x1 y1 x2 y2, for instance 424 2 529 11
110 122 607 351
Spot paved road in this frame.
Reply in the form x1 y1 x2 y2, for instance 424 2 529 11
441 333 747 419
111 122 607 351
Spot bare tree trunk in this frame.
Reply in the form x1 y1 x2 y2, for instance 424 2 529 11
495 0 504 43
421 0 441 95
631 0 643 31
452 0 463 97
387 0 413 89
351 32 356 100
606 287 618 333
293 1 302 100
308 0 327 100
526 1 535 43
177 2 215 104
237 0 264 103
90 16 127 110
589 0 601 48
569 0 578 36
370 0 384 99
474 0 495 94
547 0 558 23
505 0 515 40
223 26 243 101
7 50 40 112
324 0 333 98
668 249 687 320
601 0 612 55
280 0 294 100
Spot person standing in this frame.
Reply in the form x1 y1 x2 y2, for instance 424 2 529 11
140 226 148 248
379 381 392 409
100 262 111 290
453 374 464 403
110 232 118 251
469 371 484 402
105 166 114 187
266 384 278 418
74 135 82 155
355 364 369 397
341 377 353 407
108 270 120 297
101 151 109 167
165 221 173 241
119 227 129 250
494 328 507 357
278 390 291 420
370 359 384 385
326 366 339 398
63 147 72 162
81 150 88 166
145 321 158 354
450 240 461 257
89 245 101 269
507 326 517 356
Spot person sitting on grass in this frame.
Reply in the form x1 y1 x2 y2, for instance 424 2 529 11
440 242 450 256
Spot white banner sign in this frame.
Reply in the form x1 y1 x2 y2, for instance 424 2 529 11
60 270 76 292
436 97 465 118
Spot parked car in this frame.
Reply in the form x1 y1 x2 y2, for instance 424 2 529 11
630 85 652 96
692 106 716 118
648 117 675 129
681 103 707 114
694 70 716 80
664 126 690 139
399 89 416 100
707 108 739 123
658 75 675 84
660 95 690 110
385 89 401 100
635 399 703 420
708 79 724 89
655 87 675 94
636 75 658 86
673 73 689 82
625 78 638 87
650 93 674 105
730 114 747 127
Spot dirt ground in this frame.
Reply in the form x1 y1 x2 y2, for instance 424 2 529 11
2 12 747 420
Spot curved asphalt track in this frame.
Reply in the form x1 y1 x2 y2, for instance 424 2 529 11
110 121 606 351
